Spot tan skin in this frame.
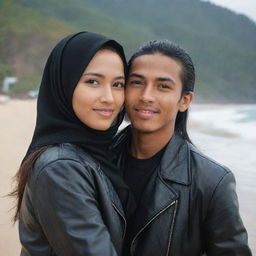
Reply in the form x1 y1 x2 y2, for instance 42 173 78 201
72 49 125 131
125 53 193 159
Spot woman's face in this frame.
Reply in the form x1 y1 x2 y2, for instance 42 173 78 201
72 49 125 130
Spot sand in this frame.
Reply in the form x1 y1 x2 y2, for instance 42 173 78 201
0 99 36 255
0 99 255 255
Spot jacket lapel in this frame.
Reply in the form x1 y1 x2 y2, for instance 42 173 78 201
130 133 191 238
161 133 191 186
130 168 178 237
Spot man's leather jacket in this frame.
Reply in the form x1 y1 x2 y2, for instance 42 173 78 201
112 126 252 256
19 143 126 256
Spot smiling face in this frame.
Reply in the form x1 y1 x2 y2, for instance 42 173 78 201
125 53 192 135
72 49 125 131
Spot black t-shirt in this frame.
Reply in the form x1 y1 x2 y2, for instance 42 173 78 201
122 145 166 255
123 146 166 206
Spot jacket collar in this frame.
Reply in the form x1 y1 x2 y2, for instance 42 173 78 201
160 132 191 186
112 127 192 236
112 126 191 186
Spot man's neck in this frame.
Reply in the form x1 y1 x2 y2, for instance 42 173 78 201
130 126 174 159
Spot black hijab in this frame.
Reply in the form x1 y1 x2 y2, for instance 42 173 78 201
27 31 134 215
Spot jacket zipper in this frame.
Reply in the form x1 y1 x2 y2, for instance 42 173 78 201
130 200 177 256
166 200 178 256
112 203 127 240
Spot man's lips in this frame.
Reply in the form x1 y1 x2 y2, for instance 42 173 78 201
134 106 160 119
93 108 114 117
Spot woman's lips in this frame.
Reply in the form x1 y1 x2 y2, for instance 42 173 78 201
93 108 114 117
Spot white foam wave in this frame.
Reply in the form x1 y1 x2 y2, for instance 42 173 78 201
190 105 256 139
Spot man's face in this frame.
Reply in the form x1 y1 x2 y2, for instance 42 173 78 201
125 53 189 135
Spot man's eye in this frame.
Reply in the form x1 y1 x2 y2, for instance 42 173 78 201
113 82 125 88
159 84 170 89
86 79 98 85
129 80 143 86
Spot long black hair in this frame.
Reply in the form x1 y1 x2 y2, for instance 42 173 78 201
128 40 195 143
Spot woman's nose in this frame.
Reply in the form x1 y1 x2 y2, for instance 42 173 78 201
100 86 114 104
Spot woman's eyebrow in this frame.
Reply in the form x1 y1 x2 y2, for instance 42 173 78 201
114 76 125 80
83 72 104 77
82 73 124 80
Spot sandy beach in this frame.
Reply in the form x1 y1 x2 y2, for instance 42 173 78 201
0 99 255 255
0 99 36 255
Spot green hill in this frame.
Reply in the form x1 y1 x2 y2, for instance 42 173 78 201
0 0 150 92
1 0 256 102
0 0 75 91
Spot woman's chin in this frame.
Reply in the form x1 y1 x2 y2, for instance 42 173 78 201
85 121 113 131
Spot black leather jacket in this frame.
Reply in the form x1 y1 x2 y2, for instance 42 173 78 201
19 143 126 256
112 127 252 256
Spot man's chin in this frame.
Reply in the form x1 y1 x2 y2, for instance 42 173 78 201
131 123 156 134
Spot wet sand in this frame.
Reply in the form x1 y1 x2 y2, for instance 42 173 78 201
0 100 255 255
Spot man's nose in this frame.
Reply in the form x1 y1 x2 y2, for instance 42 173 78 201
139 85 155 103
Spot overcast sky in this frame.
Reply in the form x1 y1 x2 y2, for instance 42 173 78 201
207 0 256 22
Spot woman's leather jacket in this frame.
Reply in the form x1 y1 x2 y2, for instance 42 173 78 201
19 143 126 256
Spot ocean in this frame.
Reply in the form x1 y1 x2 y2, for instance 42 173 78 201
190 104 256 139
189 104 256 253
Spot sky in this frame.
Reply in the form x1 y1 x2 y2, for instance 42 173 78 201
207 0 256 22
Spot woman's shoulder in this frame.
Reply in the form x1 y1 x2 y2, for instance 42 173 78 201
33 143 99 176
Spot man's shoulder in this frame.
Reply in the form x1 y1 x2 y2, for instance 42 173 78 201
188 143 232 182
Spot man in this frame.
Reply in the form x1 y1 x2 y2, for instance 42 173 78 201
112 40 252 255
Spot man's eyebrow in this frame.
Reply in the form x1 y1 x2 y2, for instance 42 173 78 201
129 73 176 85
157 77 176 85
128 73 145 79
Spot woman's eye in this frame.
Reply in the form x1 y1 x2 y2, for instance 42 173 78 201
86 79 99 85
113 82 125 88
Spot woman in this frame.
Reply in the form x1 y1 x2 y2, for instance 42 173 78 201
12 32 131 256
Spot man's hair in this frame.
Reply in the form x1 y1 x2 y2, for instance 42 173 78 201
128 40 195 143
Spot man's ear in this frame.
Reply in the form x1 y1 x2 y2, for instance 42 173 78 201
178 92 193 112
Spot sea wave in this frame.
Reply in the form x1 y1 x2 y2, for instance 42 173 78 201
190 104 256 139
